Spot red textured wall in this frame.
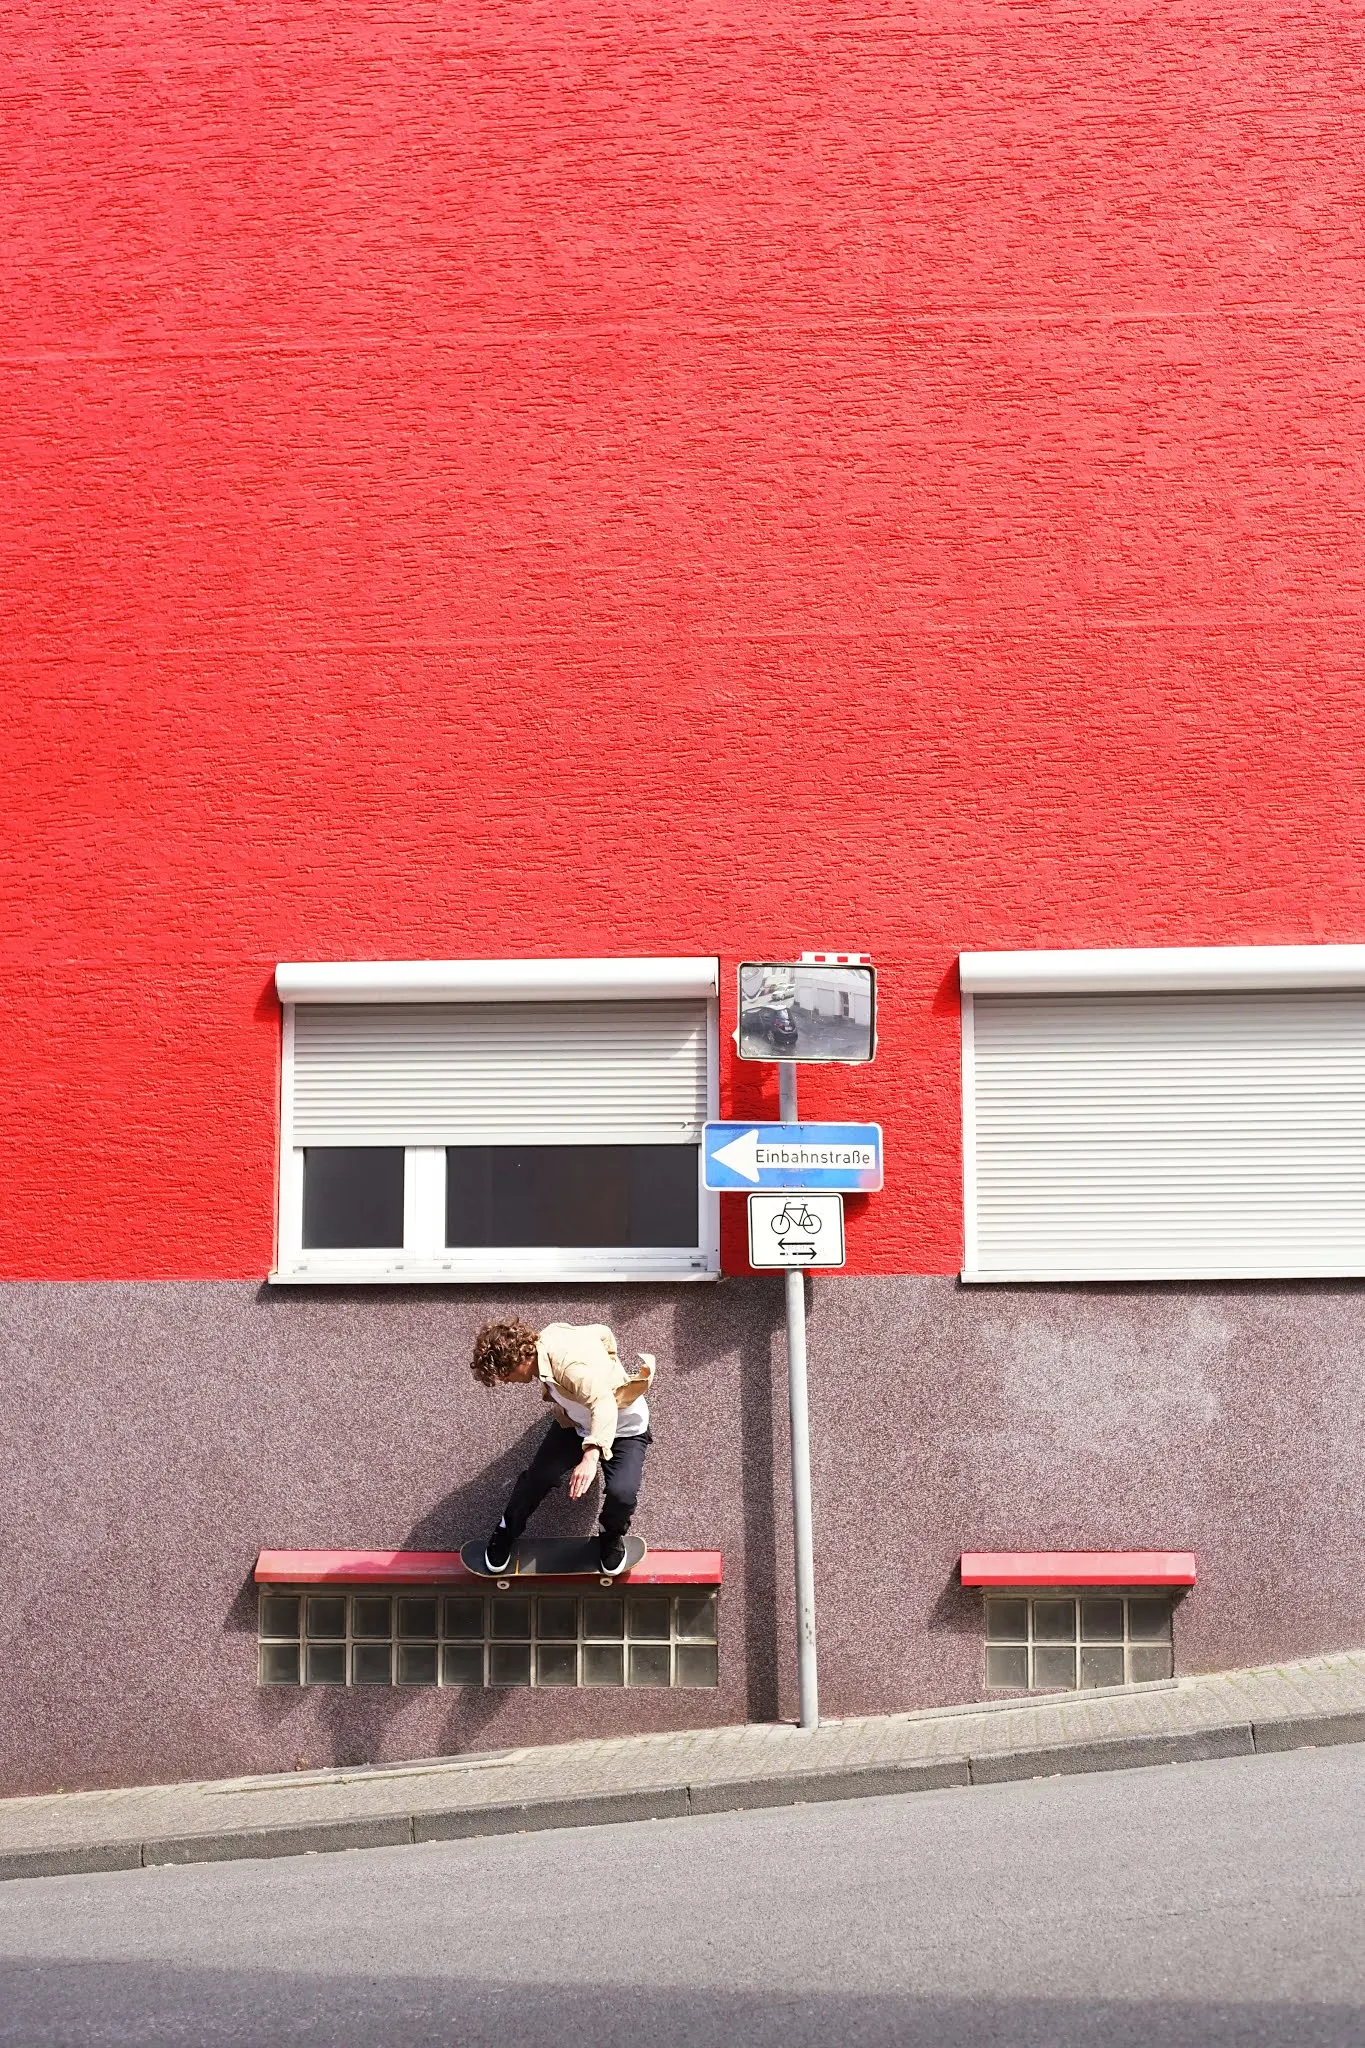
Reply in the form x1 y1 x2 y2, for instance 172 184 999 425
4 2 1364 1280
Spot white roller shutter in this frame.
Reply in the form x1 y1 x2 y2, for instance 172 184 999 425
966 990 1365 1280
290 1000 708 1147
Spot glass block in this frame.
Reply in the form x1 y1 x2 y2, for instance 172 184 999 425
306 1596 347 1641
536 1642 579 1686
491 1597 532 1640
398 1643 438 1685
352 1596 392 1641
398 1597 438 1640
1032 1599 1076 1644
489 1643 532 1686
260 1642 300 1685
1080 1598 1124 1643
628 1643 672 1687
985 1644 1028 1690
1129 1644 1174 1684
1128 1598 1173 1642
582 1596 625 1639
627 1596 670 1641
674 1592 718 1642
352 1643 393 1686
1079 1645 1125 1689
306 1642 346 1685
985 1598 1028 1642
582 1644 625 1686
536 1596 579 1642
1032 1644 1077 1690
675 1643 719 1688
259 1594 300 1640
442 1642 485 1686
443 1595 485 1640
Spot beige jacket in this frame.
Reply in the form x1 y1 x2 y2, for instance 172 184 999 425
535 1322 656 1461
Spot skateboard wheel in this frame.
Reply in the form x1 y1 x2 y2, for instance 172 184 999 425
598 1575 612 1587
496 1577 511 1590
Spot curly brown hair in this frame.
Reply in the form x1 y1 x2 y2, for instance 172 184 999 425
470 1317 540 1388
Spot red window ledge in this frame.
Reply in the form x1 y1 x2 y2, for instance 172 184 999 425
960 1551 1196 1589
254 1548 723 1588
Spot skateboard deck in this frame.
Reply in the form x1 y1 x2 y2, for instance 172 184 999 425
460 1535 648 1587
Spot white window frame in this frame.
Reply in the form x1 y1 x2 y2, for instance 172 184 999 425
271 958 720 1285
960 943 1365 1284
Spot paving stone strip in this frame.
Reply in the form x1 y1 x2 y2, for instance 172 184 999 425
2 1649 1363 1882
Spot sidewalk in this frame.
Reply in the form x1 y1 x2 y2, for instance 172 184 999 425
3 1649 1364 1883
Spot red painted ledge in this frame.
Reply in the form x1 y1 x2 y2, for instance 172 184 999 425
254 1548 723 1588
960 1551 1197 1589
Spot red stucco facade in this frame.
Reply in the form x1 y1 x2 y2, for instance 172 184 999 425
6 4 1365 1281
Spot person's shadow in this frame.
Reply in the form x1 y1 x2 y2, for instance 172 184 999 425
403 1416 598 1551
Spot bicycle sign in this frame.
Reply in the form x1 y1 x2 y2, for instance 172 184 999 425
747 1192 846 1269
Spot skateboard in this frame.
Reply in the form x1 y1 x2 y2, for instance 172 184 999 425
459 1534 648 1590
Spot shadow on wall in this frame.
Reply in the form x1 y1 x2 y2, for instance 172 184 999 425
228 1282 787 1758
668 1280 786 1723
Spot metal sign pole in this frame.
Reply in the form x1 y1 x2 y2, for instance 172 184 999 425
779 1059 820 1729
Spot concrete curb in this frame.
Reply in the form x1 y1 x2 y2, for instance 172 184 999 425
2 1711 1362 1884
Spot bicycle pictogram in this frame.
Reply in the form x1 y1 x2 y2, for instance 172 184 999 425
771 1200 822 1239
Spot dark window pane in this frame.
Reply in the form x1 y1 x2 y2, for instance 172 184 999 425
259 1594 300 1640
303 1148 405 1250
446 1146 698 1249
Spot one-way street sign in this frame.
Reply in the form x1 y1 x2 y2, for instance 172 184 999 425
703 1121 883 1192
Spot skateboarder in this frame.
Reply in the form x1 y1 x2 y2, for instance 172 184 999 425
470 1318 655 1577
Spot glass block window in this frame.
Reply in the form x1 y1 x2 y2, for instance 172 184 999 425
984 1594 1174 1692
259 1587 718 1689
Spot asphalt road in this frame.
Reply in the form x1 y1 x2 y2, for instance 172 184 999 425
1 1744 1362 2046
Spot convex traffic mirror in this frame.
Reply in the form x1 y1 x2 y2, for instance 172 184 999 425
737 962 876 1063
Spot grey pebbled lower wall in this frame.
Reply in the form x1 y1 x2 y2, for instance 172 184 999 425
2 1276 1364 1796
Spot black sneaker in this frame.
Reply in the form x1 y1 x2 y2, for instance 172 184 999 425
485 1527 513 1573
598 1533 628 1577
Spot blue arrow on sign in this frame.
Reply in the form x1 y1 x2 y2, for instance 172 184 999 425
703 1121 883 1192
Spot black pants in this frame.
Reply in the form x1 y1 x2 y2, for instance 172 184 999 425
500 1420 650 1541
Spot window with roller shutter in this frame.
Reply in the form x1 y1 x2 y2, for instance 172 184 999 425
272 958 719 1284
960 945 1365 1282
